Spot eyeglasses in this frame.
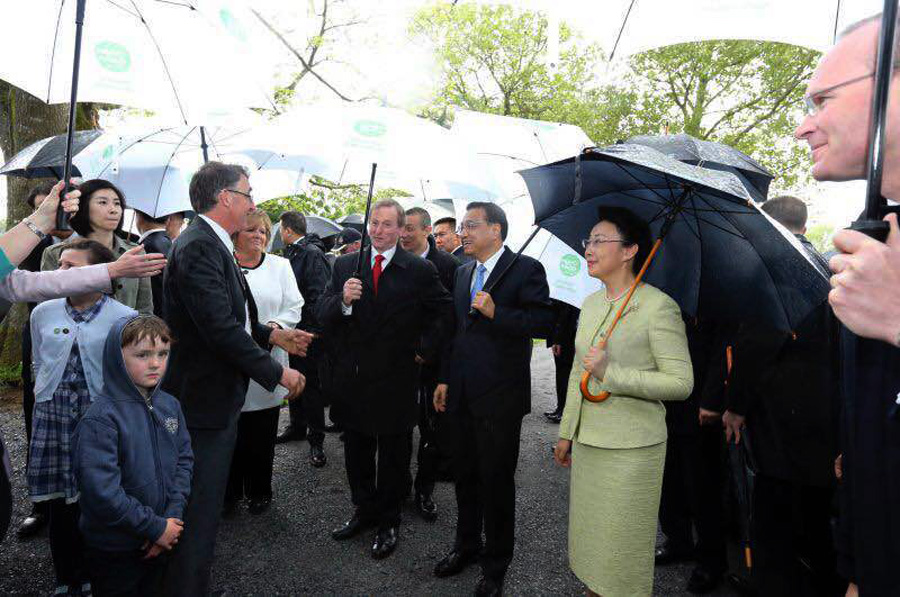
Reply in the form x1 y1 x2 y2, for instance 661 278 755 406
225 188 254 203
803 72 874 116
456 219 487 234
582 237 625 250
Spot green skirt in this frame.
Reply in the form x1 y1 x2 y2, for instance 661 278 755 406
569 440 666 597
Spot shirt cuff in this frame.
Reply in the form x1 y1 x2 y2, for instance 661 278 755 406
341 303 353 316
0 248 14 281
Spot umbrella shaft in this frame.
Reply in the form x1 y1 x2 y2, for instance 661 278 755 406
59 0 88 232
354 163 378 278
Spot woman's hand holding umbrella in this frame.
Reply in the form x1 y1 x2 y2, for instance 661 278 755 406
582 344 610 382
0 180 80 267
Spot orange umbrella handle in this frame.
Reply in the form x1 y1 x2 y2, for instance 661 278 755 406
581 238 664 403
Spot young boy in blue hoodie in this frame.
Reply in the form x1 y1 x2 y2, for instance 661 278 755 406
74 314 193 596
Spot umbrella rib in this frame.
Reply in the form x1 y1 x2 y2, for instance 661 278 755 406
95 128 177 177
153 126 197 217
46 0 66 102
609 159 676 205
691 194 751 240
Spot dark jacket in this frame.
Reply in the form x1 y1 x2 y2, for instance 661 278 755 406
318 246 452 434
545 299 579 349
140 229 173 318
73 315 193 551
452 245 473 263
162 217 282 429
440 248 554 418
283 233 331 334
425 236 460 293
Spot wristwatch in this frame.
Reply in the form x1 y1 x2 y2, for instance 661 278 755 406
23 219 48 240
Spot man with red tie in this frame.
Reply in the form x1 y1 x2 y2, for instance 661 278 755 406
318 198 452 559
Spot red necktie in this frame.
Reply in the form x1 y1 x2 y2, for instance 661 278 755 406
372 254 385 295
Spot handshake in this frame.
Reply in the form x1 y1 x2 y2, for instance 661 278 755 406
270 328 315 400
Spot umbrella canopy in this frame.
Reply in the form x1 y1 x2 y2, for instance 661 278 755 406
339 213 365 233
627 134 774 202
520 144 830 331
0 129 104 179
269 216 342 252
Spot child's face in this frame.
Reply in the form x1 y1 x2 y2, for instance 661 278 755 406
122 337 170 392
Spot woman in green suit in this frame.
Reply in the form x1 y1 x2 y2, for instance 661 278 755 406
554 206 693 597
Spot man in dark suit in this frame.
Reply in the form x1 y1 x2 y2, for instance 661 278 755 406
400 207 459 521
318 199 452 560
433 202 553 596
434 216 472 263
135 208 174 318
543 299 579 423
161 162 311 596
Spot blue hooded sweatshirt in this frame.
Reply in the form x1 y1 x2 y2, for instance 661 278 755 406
73 315 193 551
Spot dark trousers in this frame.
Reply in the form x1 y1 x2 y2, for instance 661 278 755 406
163 411 240 597
446 410 523 581
343 429 411 530
85 547 166 597
752 474 845 597
406 366 444 497
553 342 575 412
658 426 727 573
47 499 85 586
288 354 325 446
226 407 280 502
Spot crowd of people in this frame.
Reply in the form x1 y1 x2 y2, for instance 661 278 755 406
0 11 899 597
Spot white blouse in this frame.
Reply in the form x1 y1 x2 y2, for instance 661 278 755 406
241 253 304 412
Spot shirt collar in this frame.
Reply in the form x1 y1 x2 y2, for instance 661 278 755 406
477 246 505 274
66 294 108 323
420 246 430 259
371 244 397 267
199 214 235 254
137 228 166 244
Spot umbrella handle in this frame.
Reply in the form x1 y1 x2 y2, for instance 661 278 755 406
580 238 663 403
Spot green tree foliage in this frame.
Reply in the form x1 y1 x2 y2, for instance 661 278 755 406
806 223 836 254
257 175 411 222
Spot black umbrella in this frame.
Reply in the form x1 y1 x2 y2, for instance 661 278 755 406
0 129 102 179
520 144 830 401
269 216 343 252
728 429 757 573
339 213 365 233
627 133 773 202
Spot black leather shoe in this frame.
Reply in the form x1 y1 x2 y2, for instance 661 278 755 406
324 422 343 433
434 549 480 578
247 497 272 515
16 510 48 538
415 492 438 522
655 542 694 565
371 527 398 559
310 444 327 468
686 566 721 594
275 425 307 444
331 514 374 540
543 410 562 423
474 575 503 597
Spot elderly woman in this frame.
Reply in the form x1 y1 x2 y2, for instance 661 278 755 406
41 179 153 314
225 211 303 515
554 206 693 597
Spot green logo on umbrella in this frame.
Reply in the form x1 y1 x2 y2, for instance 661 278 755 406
354 120 387 138
94 42 131 73
102 145 115 160
559 254 580 277
219 9 248 42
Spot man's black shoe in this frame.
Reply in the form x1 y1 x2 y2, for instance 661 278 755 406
275 425 306 444
655 542 694 565
543 410 562 424
324 422 343 433
331 514 374 540
434 549 480 577
415 492 438 522
247 497 272 515
310 444 327 468
686 566 721 594
16 510 48 538
474 575 503 597
371 527 398 559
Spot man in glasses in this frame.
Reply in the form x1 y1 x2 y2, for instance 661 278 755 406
795 14 900 597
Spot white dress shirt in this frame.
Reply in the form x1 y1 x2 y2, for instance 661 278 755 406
470 246 506 294
342 244 397 315
199 214 250 333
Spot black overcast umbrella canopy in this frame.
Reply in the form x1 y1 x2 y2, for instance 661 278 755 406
520 144 829 331
0 129 102 179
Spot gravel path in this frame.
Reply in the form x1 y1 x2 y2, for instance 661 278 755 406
0 349 737 596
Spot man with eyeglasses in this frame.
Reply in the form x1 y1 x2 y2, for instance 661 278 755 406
795 14 900 597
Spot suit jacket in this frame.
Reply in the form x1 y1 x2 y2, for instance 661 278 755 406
422 239 460 384
283 234 331 334
140 229 173 318
546 299 579 349
440 248 554 419
162 217 282 429
452 245 473 263
318 245 452 434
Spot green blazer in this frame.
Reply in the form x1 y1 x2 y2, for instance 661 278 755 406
41 235 154 316
559 283 692 449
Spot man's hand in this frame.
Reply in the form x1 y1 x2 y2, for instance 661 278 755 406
433 383 449 412
829 213 900 345
155 518 183 551
846 582 858 597
554 439 572 468
699 408 722 426
582 345 609 381
279 367 306 401
343 277 363 306
415 354 426 365
143 543 165 560
723 410 746 444
107 245 168 279
30 179 80 233
471 291 496 319
270 328 314 357
551 344 562 357
835 454 843 482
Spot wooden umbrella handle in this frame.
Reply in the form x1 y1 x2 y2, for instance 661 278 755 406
580 238 664 403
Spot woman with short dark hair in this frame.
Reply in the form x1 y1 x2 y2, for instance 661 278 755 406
554 206 693 597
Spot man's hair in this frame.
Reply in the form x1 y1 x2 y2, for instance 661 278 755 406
59 238 117 266
245 210 273 242
596 206 653 276
280 211 307 236
69 179 126 237
840 13 900 69
405 207 431 228
25 181 56 209
372 198 405 227
188 161 248 214
134 209 168 226
762 195 808 232
433 216 457 230
466 201 508 240
121 315 173 348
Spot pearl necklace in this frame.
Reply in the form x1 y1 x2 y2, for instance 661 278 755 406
605 284 633 302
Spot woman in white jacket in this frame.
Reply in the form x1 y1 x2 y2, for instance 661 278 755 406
225 211 303 515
